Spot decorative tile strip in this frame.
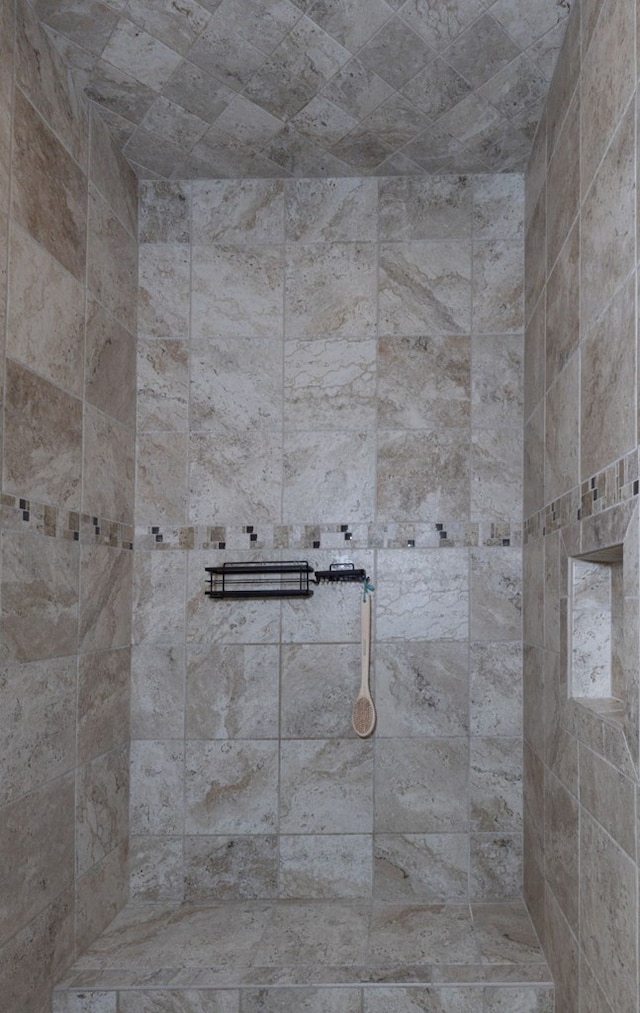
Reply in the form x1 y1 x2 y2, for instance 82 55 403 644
523 449 640 542
134 520 523 551
0 494 134 549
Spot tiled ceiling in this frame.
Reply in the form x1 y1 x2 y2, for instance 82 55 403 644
36 0 572 178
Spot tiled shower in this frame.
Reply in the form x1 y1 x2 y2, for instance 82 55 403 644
0 0 639 1011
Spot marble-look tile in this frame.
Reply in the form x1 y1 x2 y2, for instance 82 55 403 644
472 902 542 962
278 835 372 899
471 334 523 430
189 431 283 525
53 988 118 1012
7 223 85 397
0 886 74 1013
137 338 189 433
399 0 484 51
358 16 433 90
184 835 278 901
138 244 190 338
374 641 469 737
375 549 469 642
0 657 76 804
581 277 636 480
579 743 636 859
131 645 185 740
185 741 279 834
78 648 130 764
377 430 470 523
188 15 270 92
320 56 394 121
16 0 88 167
83 406 135 523
280 739 373 833
289 94 359 148
136 432 188 525
286 177 377 242
470 549 521 641
469 642 523 737
524 187 545 327
378 241 472 335
523 404 544 520
472 241 523 334
283 430 375 523
140 95 209 150
581 101 635 330
441 14 519 88
363 987 484 1011
89 106 137 236
76 744 129 874
284 337 376 431
377 335 470 430
192 179 284 244
379 177 472 241
545 354 579 503
544 770 579 931
75 841 129 955
254 901 369 965
400 58 471 124
280 550 374 644
79 545 132 652
186 643 279 739
373 834 468 902
129 739 185 835
119 992 240 1012
191 336 283 433
102 17 182 90
129 835 184 901
545 220 579 387
4 360 82 509
472 175 524 240
0 0 13 198
470 737 522 832
579 810 638 1011
285 242 376 338
280 643 359 738
132 550 187 647
375 738 469 833
192 244 284 338
163 60 234 124
369 904 477 964
546 90 579 270
139 181 191 243
0 773 74 942
0 531 79 662
186 551 281 647
85 300 136 426
242 988 360 1013
87 184 137 333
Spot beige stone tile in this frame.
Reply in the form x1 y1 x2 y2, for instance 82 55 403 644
545 220 578 389
192 335 283 433
368 903 476 964
136 432 188 526
132 549 187 647
284 429 375 523
189 430 282 525
12 88 87 282
543 0 580 164
278 834 372 899
285 336 375 432
85 300 136 426
286 177 376 242
0 772 74 942
373 833 469 902
470 548 522 641
129 835 184 901
472 240 523 334
16 0 89 169
75 841 129 954
579 809 638 1011
0 887 74 1013
471 334 523 430
379 176 472 241
378 335 470 430
137 338 189 433
131 644 185 740
578 743 636 858
78 648 130 764
0 657 76 804
76 744 129 875
87 184 137 333
120 992 239 1012
375 641 469 738
546 89 579 271
469 834 522 899
79 544 133 652
471 425 523 521
579 952 615 1013
280 549 373 645
581 276 636 480
0 0 13 200
280 642 358 739
522 540 544 650
7 223 85 397
253 900 368 966
285 241 376 338
138 244 190 338
470 641 523 737
83 405 134 523
281 739 373 834
0 531 79 662
89 106 137 237
129 739 185 835
364 986 485 1012
378 430 470 523
472 174 524 240
186 740 279 834
472 901 542 962
139 181 191 244
470 737 522 832
192 244 284 339
192 179 284 244
375 738 468 833
185 834 278 902
4 360 82 509
524 223 545 403
379 240 472 335
524 403 544 520
545 353 579 503
523 741 544 872
376 548 469 643
580 101 635 329
580 0 635 197
187 643 279 740
544 769 579 932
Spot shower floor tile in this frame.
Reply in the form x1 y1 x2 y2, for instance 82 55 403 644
58 899 551 990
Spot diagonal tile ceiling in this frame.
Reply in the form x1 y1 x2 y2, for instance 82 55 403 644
35 0 572 179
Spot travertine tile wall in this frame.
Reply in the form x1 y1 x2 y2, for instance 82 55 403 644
132 173 525 905
524 0 640 1009
0 1 137 1009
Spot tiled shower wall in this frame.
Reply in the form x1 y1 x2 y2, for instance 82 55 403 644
524 0 640 1008
131 174 525 904
0 1 137 1009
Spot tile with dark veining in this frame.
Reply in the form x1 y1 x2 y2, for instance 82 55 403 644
1 888 74 1013
129 740 185 836
89 105 137 236
101 17 182 91
399 0 485 51
471 426 523 521
83 406 134 524
79 544 133 652
137 338 189 433
470 548 521 641
7 223 85 397
163 59 235 123
358 16 434 90
129 835 184 901
330 128 395 170
141 95 210 151
401 57 471 121
470 737 522 832
85 300 136 426
363 986 485 1011
138 244 190 338
285 241 376 337
373 834 469 902
289 94 359 148
280 642 359 738
472 175 524 240
118 991 240 1012
191 336 283 433
187 15 270 91
442 13 519 89
286 177 377 242
375 739 469 834
189 430 282 525
76 744 129 875
284 337 376 431
471 334 523 430
4 360 82 510
192 179 284 244
0 0 14 196
375 549 469 643
379 241 471 335
254 901 369 965
280 739 374 834
320 56 394 121
0 657 76 805
472 241 523 334
374 641 469 738
472 902 544 963
185 741 279 834
283 430 375 523
139 181 191 243
11 89 87 281
379 176 472 241
279 834 372 899
377 430 470 524
131 644 185 740
136 432 188 525
186 643 279 739
78 647 131 763
241 987 361 1012
469 642 522 737
377 335 470 429
132 550 187 647
88 184 137 333
184 835 278 901
75 841 129 955
192 245 284 338
125 128 190 179
369 904 477 965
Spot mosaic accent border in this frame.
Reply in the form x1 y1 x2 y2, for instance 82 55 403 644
524 449 640 541
134 520 522 551
0 494 134 549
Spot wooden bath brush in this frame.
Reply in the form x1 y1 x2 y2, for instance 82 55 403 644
352 579 376 738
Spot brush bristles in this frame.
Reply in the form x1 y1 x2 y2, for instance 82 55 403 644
352 696 376 737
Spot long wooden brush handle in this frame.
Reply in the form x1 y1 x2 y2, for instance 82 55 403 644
353 592 375 737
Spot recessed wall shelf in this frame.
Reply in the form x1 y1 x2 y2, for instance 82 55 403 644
205 560 314 599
